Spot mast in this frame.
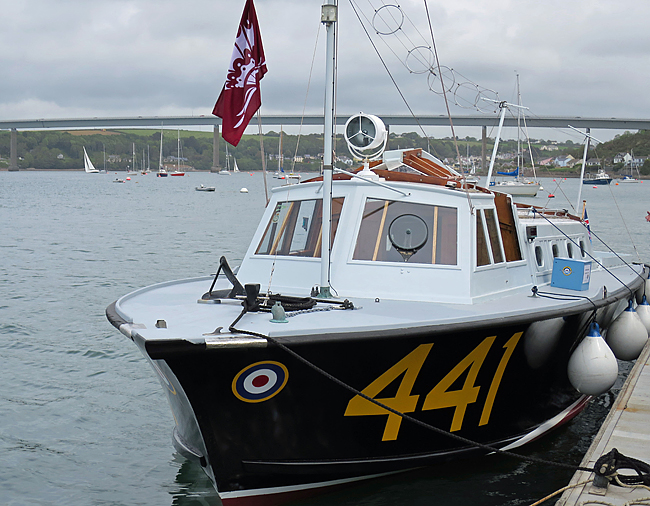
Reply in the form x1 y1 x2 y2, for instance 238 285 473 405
576 127 590 212
516 73 521 180
486 102 507 186
177 129 180 172
485 98 527 186
279 127 283 173
319 0 336 298
159 125 164 171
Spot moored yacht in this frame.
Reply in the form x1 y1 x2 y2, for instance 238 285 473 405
106 1 649 505
107 140 648 505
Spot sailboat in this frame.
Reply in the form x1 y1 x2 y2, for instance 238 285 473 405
170 130 185 176
233 157 240 173
219 144 232 175
490 76 541 197
126 143 138 175
107 2 649 505
274 128 285 178
157 127 168 177
618 152 640 183
141 147 149 175
82 147 99 173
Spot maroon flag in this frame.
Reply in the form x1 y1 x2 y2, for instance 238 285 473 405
213 0 267 147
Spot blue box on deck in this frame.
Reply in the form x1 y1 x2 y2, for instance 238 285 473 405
551 258 592 291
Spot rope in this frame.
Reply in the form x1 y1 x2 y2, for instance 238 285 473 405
606 180 642 263
528 479 593 506
227 303 595 474
530 208 642 298
290 23 321 174
347 0 436 152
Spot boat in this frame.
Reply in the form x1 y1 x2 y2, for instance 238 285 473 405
220 145 233 175
106 2 649 505
171 130 186 176
492 171 541 196
233 157 240 173
489 75 541 197
618 152 641 183
274 129 286 179
195 184 216 192
157 127 168 177
583 169 612 184
112 178 125 183
126 143 139 175
83 146 100 173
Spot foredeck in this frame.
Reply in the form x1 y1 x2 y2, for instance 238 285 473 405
112 258 644 347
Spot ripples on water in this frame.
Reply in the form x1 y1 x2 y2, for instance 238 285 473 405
0 172 648 505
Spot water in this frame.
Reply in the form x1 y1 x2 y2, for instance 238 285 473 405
1 172 648 506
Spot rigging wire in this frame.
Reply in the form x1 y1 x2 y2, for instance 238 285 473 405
229 308 596 475
423 0 463 171
606 180 643 263
531 208 645 297
290 23 322 173
347 0 437 153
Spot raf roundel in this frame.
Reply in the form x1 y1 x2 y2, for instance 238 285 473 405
232 361 289 403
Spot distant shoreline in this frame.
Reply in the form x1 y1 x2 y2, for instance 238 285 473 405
1 167 645 179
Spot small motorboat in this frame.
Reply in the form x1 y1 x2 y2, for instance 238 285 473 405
583 169 612 185
195 184 215 192
112 178 125 183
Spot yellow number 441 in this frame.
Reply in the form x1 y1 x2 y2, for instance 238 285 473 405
344 344 433 441
344 333 522 441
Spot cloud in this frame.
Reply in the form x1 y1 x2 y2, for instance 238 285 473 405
1 0 650 142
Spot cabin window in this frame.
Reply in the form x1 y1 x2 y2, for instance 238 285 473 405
353 198 457 265
552 244 559 258
476 211 490 266
256 198 345 257
484 209 504 264
567 242 574 258
580 240 586 257
535 246 544 267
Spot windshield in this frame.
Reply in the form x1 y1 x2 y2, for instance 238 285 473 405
256 198 345 257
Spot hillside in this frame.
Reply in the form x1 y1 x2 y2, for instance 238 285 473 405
1 128 648 174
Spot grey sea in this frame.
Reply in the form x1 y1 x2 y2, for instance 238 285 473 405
1 171 649 506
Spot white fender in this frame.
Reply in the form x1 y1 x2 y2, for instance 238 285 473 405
568 323 618 395
635 295 650 334
606 300 649 361
523 317 565 369
635 277 650 305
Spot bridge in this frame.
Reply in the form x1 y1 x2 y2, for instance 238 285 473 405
3 114 649 171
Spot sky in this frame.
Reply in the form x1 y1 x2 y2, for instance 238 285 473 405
2 0 650 142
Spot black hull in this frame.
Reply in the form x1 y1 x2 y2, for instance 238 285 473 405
145 314 591 503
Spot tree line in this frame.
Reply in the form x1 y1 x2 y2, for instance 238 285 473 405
3 127 648 173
